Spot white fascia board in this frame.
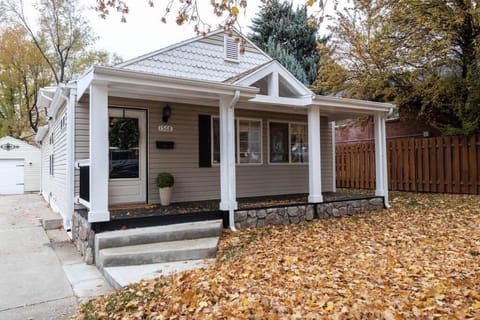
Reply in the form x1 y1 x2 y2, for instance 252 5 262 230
234 60 313 98
273 60 314 97
76 67 94 101
249 95 312 107
35 125 49 143
90 66 259 99
48 84 68 119
312 95 394 114
38 87 56 109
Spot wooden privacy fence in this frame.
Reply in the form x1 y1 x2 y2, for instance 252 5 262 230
336 135 480 194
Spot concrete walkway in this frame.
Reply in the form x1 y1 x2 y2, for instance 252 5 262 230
0 194 112 320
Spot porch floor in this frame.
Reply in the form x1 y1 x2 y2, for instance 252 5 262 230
108 190 375 221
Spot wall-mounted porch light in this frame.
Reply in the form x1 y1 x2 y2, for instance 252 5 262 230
162 105 172 123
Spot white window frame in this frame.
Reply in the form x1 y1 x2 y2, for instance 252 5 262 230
211 116 263 166
236 117 263 166
224 36 240 63
267 120 308 165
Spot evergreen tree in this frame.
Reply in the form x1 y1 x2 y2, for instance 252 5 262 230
249 0 323 85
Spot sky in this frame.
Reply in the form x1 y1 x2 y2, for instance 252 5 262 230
77 0 345 61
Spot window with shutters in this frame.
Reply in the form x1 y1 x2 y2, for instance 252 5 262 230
224 36 240 62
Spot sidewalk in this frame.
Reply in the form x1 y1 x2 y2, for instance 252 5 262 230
0 194 112 320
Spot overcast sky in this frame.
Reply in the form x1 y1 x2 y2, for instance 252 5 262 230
23 0 344 61
79 0 344 61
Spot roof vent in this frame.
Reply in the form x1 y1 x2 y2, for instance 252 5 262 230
224 36 240 62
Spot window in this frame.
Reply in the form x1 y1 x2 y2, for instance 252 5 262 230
269 122 289 163
269 122 308 164
212 117 262 165
60 114 67 131
290 124 308 163
109 117 140 179
49 154 54 176
49 133 54 176
238 120 261 164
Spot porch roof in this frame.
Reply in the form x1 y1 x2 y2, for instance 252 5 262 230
74 65 394 119
75 66 259 107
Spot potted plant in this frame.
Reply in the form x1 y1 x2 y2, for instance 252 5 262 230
156 172 174 206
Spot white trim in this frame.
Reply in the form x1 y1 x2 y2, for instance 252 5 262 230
77 197 91 209
308 105 323 203
313 95 394 113
65 86 76 230
250 95 312 106
331 121 336 192
234 60 313 99
374 112 389 207
88 83 110 222
35 125 49 144
75 159 90 169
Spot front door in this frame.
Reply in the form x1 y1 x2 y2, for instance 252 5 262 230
108 108 147 205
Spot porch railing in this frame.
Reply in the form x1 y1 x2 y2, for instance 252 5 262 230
75 159 90 208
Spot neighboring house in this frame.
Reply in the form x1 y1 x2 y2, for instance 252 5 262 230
0 136 41 194
35 29 393 230
336 116 440 143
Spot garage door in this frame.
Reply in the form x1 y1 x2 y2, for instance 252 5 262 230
0 159 24 194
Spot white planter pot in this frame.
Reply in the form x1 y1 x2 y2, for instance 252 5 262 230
159 187 172 206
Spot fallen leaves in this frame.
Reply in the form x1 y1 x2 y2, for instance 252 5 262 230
79 192 480 319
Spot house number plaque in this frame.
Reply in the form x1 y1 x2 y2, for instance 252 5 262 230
158 125 174 133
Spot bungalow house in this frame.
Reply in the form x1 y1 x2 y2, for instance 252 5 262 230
35 29 392 270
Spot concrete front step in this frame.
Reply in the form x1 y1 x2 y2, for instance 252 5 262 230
103 259 215 290
98 237 219 269
95 219 223 252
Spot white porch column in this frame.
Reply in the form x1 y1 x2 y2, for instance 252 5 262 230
374 112 390 207
219 95 238 212
308 105 323 203
88 83 110 222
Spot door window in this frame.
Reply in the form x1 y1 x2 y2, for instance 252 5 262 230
109 117 140 179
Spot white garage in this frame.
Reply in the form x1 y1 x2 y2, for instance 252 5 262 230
0 136 41 194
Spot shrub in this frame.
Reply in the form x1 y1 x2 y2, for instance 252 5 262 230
156 172 174 188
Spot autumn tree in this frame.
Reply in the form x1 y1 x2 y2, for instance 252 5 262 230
93 0 329 33
0 26 51 138
249 0 325 84
322 0 480 135
1 0 121 84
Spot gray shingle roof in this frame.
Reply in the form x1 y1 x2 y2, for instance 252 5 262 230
117 30 272 83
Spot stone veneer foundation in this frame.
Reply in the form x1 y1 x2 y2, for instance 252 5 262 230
72 197 385 264
72 210 95 264
234 197 385 229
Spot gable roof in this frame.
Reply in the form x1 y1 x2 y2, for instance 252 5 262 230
116 28 272 82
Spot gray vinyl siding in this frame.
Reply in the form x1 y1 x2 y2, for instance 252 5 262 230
74 97 335 205
41 105 68 216
74 101 89 204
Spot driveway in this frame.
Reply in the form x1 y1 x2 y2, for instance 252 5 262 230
0 194 111 319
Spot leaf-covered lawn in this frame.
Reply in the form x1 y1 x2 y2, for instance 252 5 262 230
80 192 480 319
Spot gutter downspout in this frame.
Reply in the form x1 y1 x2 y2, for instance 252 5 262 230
228 90 240 231
65 84 76 236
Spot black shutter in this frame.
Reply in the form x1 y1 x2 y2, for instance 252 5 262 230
198 115 211 167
